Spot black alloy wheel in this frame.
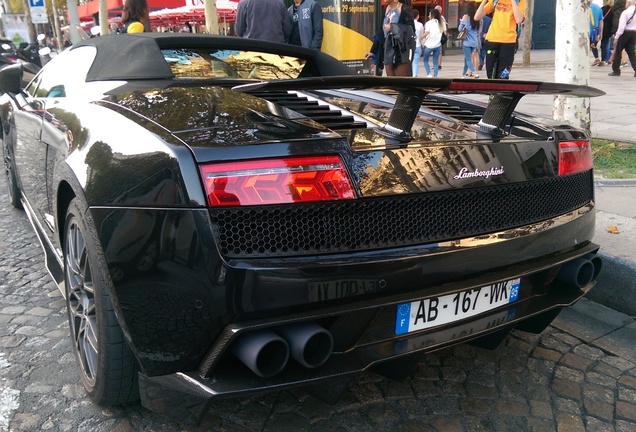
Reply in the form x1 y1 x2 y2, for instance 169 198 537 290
64 198 139 405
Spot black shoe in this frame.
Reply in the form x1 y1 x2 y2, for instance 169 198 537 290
608 71 621 76
438 66 442 70
478 63 484 70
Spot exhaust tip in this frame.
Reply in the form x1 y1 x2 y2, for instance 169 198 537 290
584 253 603 279
231 330 289 378
556 257 595 289
278 323 333 369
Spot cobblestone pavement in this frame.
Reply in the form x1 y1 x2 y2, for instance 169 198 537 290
1 176 636 432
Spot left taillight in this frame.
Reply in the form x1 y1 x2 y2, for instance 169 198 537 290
558 140 593 176
199 155 355 207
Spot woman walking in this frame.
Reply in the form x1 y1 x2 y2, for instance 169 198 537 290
458 2 480 77
366 0 416 77
422 8 445 77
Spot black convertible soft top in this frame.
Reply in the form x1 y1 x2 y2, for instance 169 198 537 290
72 33 354 82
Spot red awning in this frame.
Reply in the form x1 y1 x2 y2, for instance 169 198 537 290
76 0 185 20
149 0 237 27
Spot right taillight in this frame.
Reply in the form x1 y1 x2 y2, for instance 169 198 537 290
558 140 593 176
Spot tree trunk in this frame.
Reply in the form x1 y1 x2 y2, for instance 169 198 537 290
522 0 533 66
52 3 63 52
553 0 591 132
99 0 109 36
205 0 219 35
66 0 82 44
22 0 36 43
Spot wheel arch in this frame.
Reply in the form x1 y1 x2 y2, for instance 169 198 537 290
56 180 76 247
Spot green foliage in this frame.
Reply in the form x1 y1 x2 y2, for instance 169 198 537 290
5 0 66 15
592 139 636 179
7 0 24 13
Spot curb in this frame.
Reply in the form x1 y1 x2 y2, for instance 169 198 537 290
585 252 636 317
594 179 636 187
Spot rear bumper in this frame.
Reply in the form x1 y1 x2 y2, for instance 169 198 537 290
138 242 600 423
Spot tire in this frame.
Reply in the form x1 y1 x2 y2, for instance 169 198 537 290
63 198 139 405
2 135 22 209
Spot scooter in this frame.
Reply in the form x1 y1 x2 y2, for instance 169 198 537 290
0 35 52 87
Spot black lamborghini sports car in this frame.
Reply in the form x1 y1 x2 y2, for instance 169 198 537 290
0 34 604 423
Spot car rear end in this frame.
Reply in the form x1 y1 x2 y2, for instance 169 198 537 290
128 78 602 423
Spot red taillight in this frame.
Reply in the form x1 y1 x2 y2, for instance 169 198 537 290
558 140 593 176
199 155 355 207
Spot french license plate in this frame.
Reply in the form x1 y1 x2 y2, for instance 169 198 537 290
395 278 520 335
308 279 377 302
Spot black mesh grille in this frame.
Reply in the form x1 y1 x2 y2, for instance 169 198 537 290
209 171 593 258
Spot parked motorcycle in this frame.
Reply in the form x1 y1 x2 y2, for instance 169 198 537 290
0 34 53 87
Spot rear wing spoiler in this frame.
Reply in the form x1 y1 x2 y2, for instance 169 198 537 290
233 76 605 141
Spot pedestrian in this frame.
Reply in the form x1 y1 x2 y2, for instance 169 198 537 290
590 1 605 66
366 0 416 77
413 9 424 76
458 2 480 78
474 0 526 79
435 5 447 70
235 0 292 44
600 0 614 66
422 8 444 77
609 0 628 67
478 13 492 70
288 0 323 50
608 0 636 76
120 0 150 33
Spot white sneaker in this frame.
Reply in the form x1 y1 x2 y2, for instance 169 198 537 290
426 74 432 78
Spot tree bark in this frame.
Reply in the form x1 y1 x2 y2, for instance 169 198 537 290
553 0 591 132
99 0 109 36
22 0 36 43
205 0 219 35
66 0 82 44
522 0 533 66
52 2 63 52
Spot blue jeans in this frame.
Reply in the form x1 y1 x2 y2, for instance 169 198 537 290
423 46 441 77
462 44 476 75
412 46 422 77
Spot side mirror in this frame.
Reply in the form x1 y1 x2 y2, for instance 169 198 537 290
1 43 12 51
0 63 23 94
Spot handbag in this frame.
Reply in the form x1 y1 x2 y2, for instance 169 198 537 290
456 28 467 41
441 32 448 45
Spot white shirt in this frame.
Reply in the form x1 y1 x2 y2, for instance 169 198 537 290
615 5 636 40
415 20 424 48
424 19 442 48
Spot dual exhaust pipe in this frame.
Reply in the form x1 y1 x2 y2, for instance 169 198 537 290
555 253 602 289
231 322 333 378
233 253 602 378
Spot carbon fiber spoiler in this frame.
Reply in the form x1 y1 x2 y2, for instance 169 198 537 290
233 76 605 141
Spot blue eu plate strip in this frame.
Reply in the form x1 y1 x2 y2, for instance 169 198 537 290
395 302 411 335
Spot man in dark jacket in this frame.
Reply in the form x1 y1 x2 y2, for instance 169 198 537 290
288 0 324 50
235 0 292 43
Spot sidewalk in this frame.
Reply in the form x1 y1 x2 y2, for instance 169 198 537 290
419 49 636 316
420 49 636 144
